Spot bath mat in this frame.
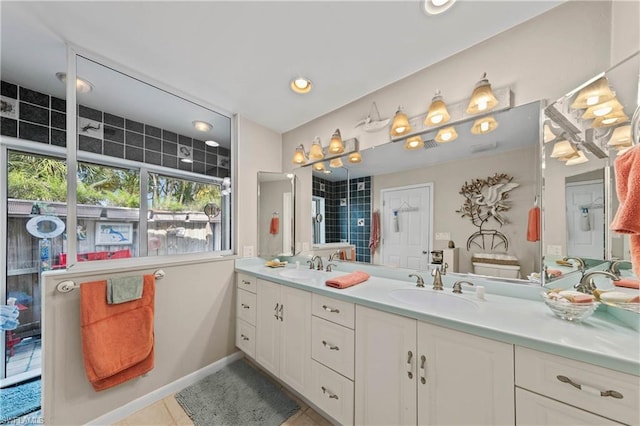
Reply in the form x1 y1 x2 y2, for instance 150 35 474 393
0 378 41 424
175 360 299 426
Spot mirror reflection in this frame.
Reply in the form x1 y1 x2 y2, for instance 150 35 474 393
258 172 296 258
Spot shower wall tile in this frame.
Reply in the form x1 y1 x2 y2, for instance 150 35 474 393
163 140 177 155
104 125 124 143
145 124 161 138
104 140 124 158
50 97 66 112
162 130 177 142
79 105 102 121
20 87 49 107
20 102 49 126
104 112 125 128
125 131 144 148
145 150 162 166
50 129 66 147
19 122 49 143
50 110 66 130
1 117 18 137
125 146 144 162
78 135 102 153
145 135 162 152
125 119 144 133
1 81 18 98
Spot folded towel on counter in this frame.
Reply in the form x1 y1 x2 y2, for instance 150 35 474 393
598 291 640 304
614 278 640 290
526 206 540 242
81 274 155 391
107 276 144 304
326 271 370 289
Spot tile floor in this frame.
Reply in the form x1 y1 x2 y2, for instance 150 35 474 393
5 336 41 378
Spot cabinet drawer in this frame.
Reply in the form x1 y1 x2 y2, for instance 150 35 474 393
515 346 639 425
312 293 355 329
310 359 354 425
236 319 255 359
236 272 257 293
237 288 257 325
312 316 355 380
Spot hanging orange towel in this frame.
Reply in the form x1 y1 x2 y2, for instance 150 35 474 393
369 210 380 254
80 274 155 391
270 216 279 235
610 145 640 278
614 278 640 290
326 271 370 289
526 206 540 242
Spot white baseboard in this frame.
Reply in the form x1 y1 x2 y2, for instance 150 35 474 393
86 351 244 426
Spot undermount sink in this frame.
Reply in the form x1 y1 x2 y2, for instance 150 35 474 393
388 288 478 311
279 268 326 280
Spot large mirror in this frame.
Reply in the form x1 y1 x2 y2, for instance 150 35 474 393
258 172 296 258
542 51 639 286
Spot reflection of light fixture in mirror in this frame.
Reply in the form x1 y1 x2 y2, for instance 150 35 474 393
435 126 458 143
470 116 498 134
328 129 344 154
423 0 456 15
56 72 94 93
549 140 578 158
290 77 312 94
192 120 213 132
148 210 154 222
404 136 423 150
607 125 631 148
543 122 558 143
565 150 589 166
592 110 629 128
292 144 308 165
185 213 190 222
329 157 343 168
390 106 411 137
570 77 616 109
581 98 624 119
309 137 324 160
466 73 498 115
348 151 362 163
424 91 450 126
313 162 326 172
205 140 219 147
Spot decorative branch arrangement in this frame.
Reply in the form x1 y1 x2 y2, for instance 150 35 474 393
456 173 519 251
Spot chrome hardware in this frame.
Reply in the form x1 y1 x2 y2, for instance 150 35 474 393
241 303 250 309
452 280 474 294
419 355 427 384
406 351 414 379
322 340 340 351
607 259 632 275
562 256 586 274
556 375 623 399
240 334 249 341
321 386 339 399
307 260 314 270
408 274 425 288
326 263 337 272
432 268 444 291
274 303 280 320
329 251 341 261
310 255 324 271
441 262 448 276
242 279 251 285
278 304 284 321
322 305 340 314
56 269 165 293
574 270 619 294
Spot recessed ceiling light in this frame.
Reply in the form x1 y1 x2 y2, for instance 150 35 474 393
192 120 213 132
205 140 219 147
423 0 456 15
290 77 312 94
56 72 94 93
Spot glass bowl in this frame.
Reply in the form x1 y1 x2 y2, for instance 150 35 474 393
541 292 599 322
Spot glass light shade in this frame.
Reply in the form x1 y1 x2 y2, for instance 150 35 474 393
591 110 629 128
435 126 458 143
329 157 343 168
348 151 363 163
404 136 423 150
424 92 450 126
313 162 326 172
566 150 589 166
543 123 557 143
56 72 94 93
292 145 307 165
290 77 312 94
192 120 213 132
607 125 631 147
390 107 411 137
309 137 324 160
470 116 498 135
424 0 456 15
466 74 499 115
582 98 624 119
328 129 344 154
570 77 616 109
550 140 577 158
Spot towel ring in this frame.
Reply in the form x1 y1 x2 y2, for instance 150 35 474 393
56 269 166 293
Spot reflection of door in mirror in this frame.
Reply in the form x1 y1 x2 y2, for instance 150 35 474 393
258 172 295 257
312 196 325 244
565 173 604 259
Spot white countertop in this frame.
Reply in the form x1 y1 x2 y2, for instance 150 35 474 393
235 259 640 376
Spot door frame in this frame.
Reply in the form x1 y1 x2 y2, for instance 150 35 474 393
565 178 605 259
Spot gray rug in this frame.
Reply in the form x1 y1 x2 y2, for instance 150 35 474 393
175 360 299 426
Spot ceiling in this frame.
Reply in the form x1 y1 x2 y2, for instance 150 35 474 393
1 0 563 142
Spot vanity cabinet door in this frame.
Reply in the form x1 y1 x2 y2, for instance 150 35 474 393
417 322 515 426
256 279 281 377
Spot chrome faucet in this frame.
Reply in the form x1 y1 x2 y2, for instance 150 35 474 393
607 260 632 275
441 262 448 276
326 263 337 272
452 280 474 294
574 270 619 294
432 268 444 291
408 274 425 288
329 251 341 261
309 255 324 271
563 256 586 274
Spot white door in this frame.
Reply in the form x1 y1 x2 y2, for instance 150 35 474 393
381 184 433 269
255 279 281 377
279 286 311 396
355 306 417 426
565 180 604 259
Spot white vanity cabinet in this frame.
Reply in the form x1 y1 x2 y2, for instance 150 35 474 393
255 278 311 396
515 346 639 425
355 305 514 425
235 273 257 358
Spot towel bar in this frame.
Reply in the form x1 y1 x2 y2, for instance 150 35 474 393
56 269 165 293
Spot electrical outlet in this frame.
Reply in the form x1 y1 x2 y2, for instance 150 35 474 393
547 245 562 256
435 232 451 241
243 245 254 257
357 218 365 226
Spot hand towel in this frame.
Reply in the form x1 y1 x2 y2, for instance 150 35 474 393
546 269 563 278
369 210 381 254
81 274 155 391
614 278 640 289
107 276 144 304
610 145 640 278
526 206 540 242
326 270 370 289
270 216 279 235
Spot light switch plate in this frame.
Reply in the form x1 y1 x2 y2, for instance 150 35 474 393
243 246 254 257
435 232 451 241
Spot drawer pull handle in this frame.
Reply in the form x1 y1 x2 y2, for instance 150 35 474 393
321 386 339 400
242 280 251 285
419 355 427 384
322 340 340 351
556 375 624 399
322 305 340 314
278 304 284 322
406 350 414 379
274 303 280 320
240 334 249 341
241 304 250 309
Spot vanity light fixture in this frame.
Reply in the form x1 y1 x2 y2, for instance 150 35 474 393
56 72 94 93
549 140 578 158
607 125 632 148
470 116 498 135
435 126 458 143
390 106 412 137
294 136 360 169
581 98 624 119
425 91 450 126
292 144 308 165
205 140 219 147
309 136 324 160
328 129 344 154
570 76 616 110
192 120 213 132
329 157 343 168
290 77 312 94
348 150 363 163
466 73 499 115
423 0 456 15
592 110 629 128
404 135 424 150
565 150 589 166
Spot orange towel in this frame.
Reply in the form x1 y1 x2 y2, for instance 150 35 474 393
610 145 640 278
546 269 563 278
81 274 155 391
326 270 370 289
526 206 540 242
369 210 380 254
614 278 640 290
270 216 279 235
